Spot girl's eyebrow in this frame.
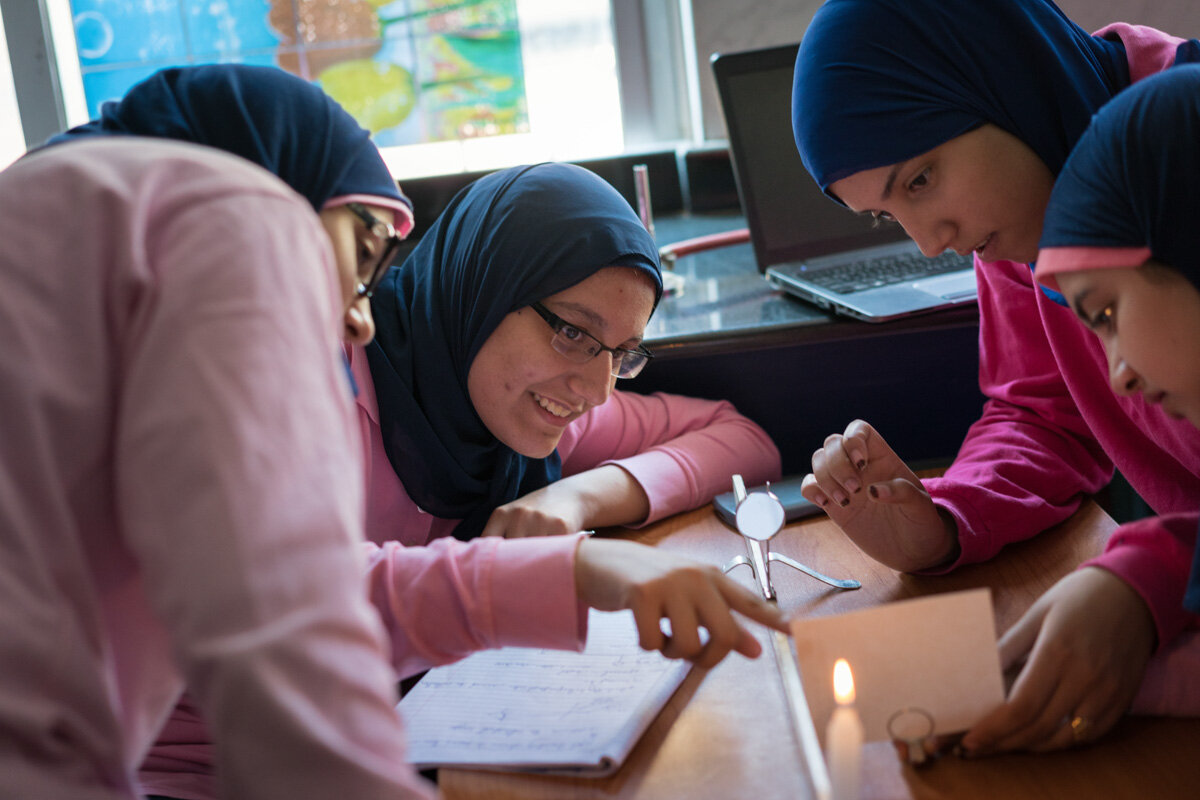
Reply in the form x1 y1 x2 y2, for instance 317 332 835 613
549 300 607 332
551 301 645 347
880 162 904 201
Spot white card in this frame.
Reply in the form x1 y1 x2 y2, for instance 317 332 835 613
790 588 1005 743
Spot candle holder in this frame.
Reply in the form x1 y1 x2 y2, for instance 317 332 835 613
722 474 860 598
887 707 939 768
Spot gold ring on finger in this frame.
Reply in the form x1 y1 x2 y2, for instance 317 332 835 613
1069 715 1089 743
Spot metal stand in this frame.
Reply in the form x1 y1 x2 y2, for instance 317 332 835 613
722 475 860 594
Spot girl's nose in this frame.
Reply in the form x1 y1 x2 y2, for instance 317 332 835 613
1109 354 1141 397
905 217 955 258
569 352 616 407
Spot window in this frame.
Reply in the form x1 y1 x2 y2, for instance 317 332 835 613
33 0 644 179
0 2 25 169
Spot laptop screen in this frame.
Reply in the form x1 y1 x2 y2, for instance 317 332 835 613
713 43 909 272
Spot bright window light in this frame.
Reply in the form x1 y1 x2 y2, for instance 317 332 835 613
0 3 26 168
49 0 623 179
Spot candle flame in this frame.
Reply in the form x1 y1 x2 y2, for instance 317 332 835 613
833 658 856 705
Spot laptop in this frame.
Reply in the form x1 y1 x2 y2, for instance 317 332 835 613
711 42 977 323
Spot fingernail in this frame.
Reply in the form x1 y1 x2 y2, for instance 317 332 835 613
844 477 861 494
838 496 850 508
868 485 879 499
852 451 867 469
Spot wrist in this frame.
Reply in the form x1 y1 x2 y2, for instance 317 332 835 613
925 506 962 570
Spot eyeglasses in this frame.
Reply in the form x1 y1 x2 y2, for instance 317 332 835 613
346 202 404 299
530 302 654 379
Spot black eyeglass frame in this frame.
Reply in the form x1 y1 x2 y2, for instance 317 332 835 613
346 202 404 299
530 301 654 379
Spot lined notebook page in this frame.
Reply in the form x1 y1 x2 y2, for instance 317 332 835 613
396 609 692 775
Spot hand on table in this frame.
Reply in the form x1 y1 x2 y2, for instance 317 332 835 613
481 465 650 539
574 538 788 669
961 567 1156 755
480 488 587 539
800 419 958 572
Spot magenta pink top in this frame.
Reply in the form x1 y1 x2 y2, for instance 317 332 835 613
924 24 1200 715
0 138 435 799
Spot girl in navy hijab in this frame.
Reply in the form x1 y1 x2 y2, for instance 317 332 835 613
368 163 658 540
790 0 1200 754
1037 64 1200 627
45 63 416 348
363 162 780 542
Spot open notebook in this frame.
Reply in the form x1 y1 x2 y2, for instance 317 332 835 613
395 609 692 776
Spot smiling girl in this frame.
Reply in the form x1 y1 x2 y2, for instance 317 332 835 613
362 162 780 544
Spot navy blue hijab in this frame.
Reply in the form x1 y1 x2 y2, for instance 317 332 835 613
1039 65 1200 280
1035 65 1200 614
792 0 1135 192
44 64 409 213
367 163 663 541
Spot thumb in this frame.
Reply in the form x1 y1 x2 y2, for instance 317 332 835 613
866 477 926 505
997 604 1048 671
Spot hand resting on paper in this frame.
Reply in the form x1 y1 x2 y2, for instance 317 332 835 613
800 419 959 572
575 538 788 669
960 567 1156 755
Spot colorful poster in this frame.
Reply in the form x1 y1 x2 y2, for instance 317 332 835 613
67 0 527 147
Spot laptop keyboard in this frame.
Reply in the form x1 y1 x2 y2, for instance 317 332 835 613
802 251 969 295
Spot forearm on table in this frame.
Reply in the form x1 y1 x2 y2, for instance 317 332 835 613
550 464 651 529
562 391 781 523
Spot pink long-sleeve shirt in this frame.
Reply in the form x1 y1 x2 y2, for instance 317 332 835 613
925 24 1200 708
0 138 434 799
141 220 782 800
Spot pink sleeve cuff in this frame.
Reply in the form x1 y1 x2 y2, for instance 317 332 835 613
1082 516 1196 650
1130 629 1200 716
604 450 690 527
1093 22 1188 82
486 533 589 651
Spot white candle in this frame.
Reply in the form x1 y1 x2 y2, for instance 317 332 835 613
826 659 863 800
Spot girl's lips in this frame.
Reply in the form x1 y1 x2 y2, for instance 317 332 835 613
533 392 579 424
956 234 993 259
973 233 994 259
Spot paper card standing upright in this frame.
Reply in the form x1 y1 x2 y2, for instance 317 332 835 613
791 588 1005 743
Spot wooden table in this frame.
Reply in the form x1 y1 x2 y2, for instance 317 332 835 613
440 501 1200 799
